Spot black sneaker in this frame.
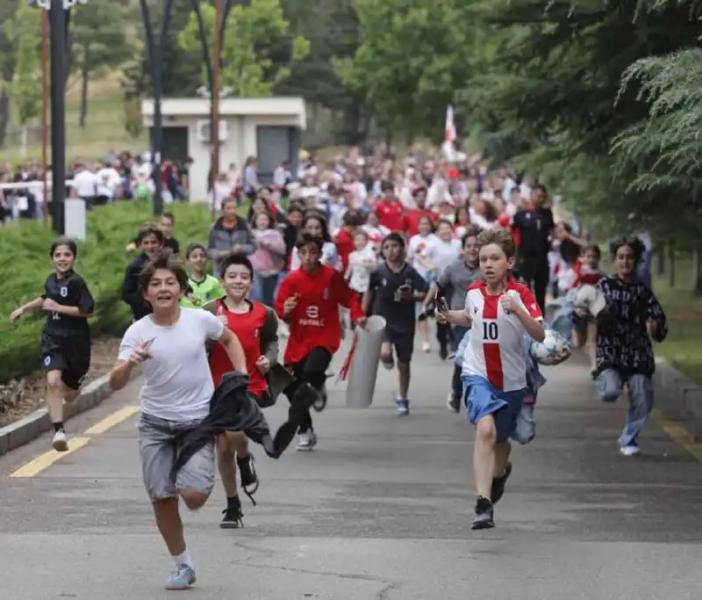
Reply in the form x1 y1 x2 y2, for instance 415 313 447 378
220 505 244 529
471 496 494 530
312 385 328 412
490 462 512 505
236 454 259 505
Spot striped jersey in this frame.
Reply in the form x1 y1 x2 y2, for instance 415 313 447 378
462 279 543 391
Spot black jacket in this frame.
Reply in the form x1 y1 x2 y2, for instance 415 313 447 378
122 253 151 320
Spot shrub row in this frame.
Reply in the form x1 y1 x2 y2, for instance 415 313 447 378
0 202 214 384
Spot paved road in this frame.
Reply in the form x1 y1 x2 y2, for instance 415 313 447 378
1 342 701 599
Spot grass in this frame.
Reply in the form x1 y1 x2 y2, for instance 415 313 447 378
652 255 702 384
0 73 147 165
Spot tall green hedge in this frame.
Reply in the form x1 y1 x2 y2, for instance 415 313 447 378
1 202 214 384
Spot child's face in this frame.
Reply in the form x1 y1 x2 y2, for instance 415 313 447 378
159 217 173 238
353 233 367 251
288 211 303 228
615 245 637 279
304 218 323 238
418 218 432 236
144 268 184 310
140 234 162 259
382 240 403 263
584 249 600 269
479 243 513 285
223 264 252 299
299 243 321 272
187 248 207 273
255 213 270 230
463 236 479 265
437 222 453 241
52 245 75 275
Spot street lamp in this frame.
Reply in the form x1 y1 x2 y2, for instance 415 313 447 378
29 0 89 234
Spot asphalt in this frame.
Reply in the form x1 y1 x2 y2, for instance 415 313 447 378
1 338 701 600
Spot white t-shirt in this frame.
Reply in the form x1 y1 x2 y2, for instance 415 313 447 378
427 238 461 274
118 308 224 422
348 245 377 293
97 167 122 194
462 280 543 391
73 169 97 198
408 233 439 279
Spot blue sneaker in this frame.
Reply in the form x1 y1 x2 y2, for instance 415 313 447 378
166 564 196 590
395 398 409 416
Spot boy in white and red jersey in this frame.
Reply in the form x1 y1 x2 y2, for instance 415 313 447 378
275 234 366 451
439 228 544 530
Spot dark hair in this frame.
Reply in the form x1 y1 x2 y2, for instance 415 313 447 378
585 244 601 259
248 196 271 222
412 186 427 197
534 183 547 195
436 218 454 230
287 203 304 216
343 209 363 228
381 180 394 192
185 242 208 259
50 237 78 257
382 232 406 249
610 236 645 263
222 196 238 208
139 252 188 293
477 228 516 258
136 224 164 245
162 212 175 224
295 233 325 251
302 213 331 242
461 226 482 246
220 253 254 278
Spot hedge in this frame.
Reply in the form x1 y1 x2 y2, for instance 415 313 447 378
1 202 215 384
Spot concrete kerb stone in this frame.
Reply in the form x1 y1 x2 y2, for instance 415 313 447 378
654 357 702 431
0 366 141 457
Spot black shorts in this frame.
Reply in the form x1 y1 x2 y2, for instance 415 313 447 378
384 327 415 364
41 332 91 390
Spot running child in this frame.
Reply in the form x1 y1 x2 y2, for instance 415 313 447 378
438 228 544 530
594 237 667 456
10 238 94 451
275 234 366 451
110 253 246 590
160 212 180 255
363 233 429 416
122 224 164 320
208 254 280 528
345 229 378 296
181 243 224 308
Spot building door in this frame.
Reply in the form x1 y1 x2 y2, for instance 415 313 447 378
256 126 300 184
161 127 189 164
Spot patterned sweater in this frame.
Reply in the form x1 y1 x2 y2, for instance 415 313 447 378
595 276 667 377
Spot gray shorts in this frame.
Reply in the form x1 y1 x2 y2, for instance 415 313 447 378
137 413 215 502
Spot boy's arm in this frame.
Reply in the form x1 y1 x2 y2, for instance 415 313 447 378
217 327 247 372
332 272 366 325
260 308 280 366
10 296 44 322
646 290 668 342
121 263 142 307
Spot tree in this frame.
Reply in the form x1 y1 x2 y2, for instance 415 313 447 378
0 1 17 147
178 0 310 96
69 0 132 127
7 0 41 157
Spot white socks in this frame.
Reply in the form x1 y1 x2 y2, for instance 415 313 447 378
173 550 194 569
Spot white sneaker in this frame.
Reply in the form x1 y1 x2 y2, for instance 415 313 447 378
296 430 317 451
52 430 68 452
619 444 640 457
421 342 431 353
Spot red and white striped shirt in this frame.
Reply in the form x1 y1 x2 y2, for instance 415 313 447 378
462 279 543 391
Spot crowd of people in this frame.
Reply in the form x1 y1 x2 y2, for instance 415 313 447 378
8 147 668 590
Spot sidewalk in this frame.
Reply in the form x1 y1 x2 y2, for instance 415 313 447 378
0 344 700 599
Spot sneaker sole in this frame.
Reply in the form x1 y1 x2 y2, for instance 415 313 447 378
296 446 313 452
471 520 495 530
219 521 241 529
52 439 68 452
165 582 195 591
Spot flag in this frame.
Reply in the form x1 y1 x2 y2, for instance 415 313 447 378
444 105 456 144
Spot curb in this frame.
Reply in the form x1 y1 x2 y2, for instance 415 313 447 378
0 366 141 457
654 357 702 435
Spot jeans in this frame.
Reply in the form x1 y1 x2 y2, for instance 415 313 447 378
596 369 654 447
251 272 280 307
284 347 332 433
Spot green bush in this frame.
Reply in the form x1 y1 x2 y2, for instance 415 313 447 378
0 202 215 384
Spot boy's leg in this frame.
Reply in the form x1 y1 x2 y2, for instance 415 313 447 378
45 370 65 424
153 498 186 555
494 442 511 479
473 415 497 499
398 361 410 399
216 433 238 499
595 369 623 403
619 375 654 449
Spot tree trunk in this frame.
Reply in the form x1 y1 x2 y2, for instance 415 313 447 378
20 124 27 158
656 244 665 277
667 240 676 289
692 244 702 296
78 46 89 128
0 89 9 147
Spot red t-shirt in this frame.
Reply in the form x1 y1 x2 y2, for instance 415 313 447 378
375 198 404 232
334 228 355 270
209 299 269 396
275 265 365 365
403 209 438 237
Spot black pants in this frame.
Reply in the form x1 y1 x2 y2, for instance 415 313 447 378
436 321 453 353
517 259 549 312
284 347 332 433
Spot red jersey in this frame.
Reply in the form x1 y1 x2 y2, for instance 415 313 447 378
375 198 404 231
275 265 365 364
209 299 269 396
403 209 438 237
334 228 355 270
574 261 605 287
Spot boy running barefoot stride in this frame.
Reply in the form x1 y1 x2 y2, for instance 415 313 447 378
438 229 544 530
110 253 246 590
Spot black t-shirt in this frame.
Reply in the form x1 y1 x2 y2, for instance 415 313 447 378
43 271 94 337
368 262 428 332
164 237 180 255
512 207 554 262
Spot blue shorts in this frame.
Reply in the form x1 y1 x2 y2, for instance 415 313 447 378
462 375 527 443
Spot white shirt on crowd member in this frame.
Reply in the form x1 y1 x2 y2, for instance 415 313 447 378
72 168 98 198
118 308 224 422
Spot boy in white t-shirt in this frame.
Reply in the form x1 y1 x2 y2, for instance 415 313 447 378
110 253 246 590
439 228 544 530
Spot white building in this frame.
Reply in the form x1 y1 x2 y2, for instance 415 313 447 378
141 97 306 201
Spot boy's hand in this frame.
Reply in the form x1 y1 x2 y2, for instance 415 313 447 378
399 287 414 302
128 343 152 366
500 291 521 316
283 293 299 317
9 308 23 323
255 355 271 375
41 298 61 313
